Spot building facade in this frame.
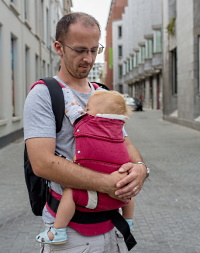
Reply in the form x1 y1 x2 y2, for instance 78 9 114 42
0 0 72 147
112 0 163 110
104 0 128 90
162 0 200 131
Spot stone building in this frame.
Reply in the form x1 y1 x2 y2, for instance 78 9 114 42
162 0 200 131
111 0 163 109
107 0 200 131
0 0 72 147
88 63 104 84
104 0 128 90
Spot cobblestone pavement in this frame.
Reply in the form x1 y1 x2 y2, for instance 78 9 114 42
0 110 199 253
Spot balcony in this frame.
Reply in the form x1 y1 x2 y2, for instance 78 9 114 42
152 52 162 69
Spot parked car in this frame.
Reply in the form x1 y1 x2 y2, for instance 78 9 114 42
133 97 143 111
123 94 143 111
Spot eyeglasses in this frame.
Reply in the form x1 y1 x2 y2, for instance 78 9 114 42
60 42 104 55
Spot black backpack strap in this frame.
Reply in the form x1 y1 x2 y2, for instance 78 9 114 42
40 77 65 133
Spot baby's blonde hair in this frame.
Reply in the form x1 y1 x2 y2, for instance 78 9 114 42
91 90 131 117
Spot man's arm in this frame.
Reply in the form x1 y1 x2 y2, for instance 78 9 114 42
115 136 147 198
26 137 126 197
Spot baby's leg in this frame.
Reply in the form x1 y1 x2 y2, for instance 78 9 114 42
48 188 75 240
122 198 134 219
122 198 134 231
54 188 75 228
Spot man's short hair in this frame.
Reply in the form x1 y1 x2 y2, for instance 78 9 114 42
56 12 101 42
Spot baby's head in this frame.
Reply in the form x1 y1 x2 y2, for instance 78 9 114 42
85 90 130 117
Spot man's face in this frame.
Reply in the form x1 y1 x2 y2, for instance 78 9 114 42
61 23 100 79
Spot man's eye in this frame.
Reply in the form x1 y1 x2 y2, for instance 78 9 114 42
75 49 86 53
91 49 98 53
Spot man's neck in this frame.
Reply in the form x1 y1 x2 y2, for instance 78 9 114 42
57 72 91 93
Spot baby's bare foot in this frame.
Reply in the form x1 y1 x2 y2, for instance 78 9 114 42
47 230 54 241
41 229 54 242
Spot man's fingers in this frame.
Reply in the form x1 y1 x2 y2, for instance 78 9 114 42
115 185 141 198
118 163 133 173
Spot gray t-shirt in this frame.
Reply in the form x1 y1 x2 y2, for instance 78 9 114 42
23 76 127 223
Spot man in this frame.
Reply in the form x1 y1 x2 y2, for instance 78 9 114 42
24 12 148 253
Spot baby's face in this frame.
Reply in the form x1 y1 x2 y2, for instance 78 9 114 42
85 97 99 116
85 96 106 116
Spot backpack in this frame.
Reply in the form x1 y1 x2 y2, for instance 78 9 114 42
24 77 108 216
24 77 65 216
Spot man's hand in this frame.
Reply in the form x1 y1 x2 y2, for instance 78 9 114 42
106 170 130 203
115 162 147 199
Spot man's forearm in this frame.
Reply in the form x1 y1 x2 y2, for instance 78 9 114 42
26 138 120 195
125 136 144 163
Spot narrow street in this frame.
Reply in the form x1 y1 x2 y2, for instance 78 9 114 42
0 110 199 253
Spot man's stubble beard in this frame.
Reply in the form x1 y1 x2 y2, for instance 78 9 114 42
64 59 92 79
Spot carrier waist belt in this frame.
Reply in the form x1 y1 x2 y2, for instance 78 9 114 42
47 192 137 251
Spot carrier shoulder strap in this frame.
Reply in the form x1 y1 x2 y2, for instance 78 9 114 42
40 77 65 133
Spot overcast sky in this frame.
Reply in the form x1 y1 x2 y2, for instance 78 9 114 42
72 0 112 62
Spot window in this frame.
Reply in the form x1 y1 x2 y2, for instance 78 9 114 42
118 26 122 38
118 45 122 58
35 54 39 81
128 58 132 71
118 65 123 78
131 55 135 69
119 84 123 93
25 45 30 95
127 59 129 73
46 7 49 46
11 35 17 116
135 51 139 67
42 60 46 77
24 0 29 20
154 30 162 53
47 63 50 76
147 39 153 58
171 48 177 94
140 45 146 63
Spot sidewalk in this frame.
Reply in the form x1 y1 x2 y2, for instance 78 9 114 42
0 110 199 253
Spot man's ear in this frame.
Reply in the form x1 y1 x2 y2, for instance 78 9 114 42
54 41 64 56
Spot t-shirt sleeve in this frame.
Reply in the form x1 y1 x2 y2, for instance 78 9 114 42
123 126 128 137
23 84 56 140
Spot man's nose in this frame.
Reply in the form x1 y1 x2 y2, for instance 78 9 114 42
82 51 94 63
